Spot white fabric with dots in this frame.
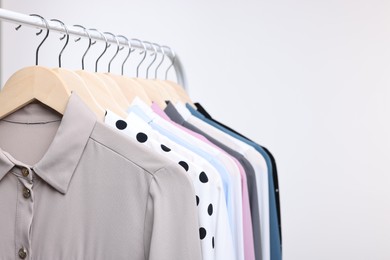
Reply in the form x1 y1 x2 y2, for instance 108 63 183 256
105 110 236 260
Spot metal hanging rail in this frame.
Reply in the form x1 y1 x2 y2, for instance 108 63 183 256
0 8 187 89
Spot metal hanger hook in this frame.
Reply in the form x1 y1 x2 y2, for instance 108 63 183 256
116 35 134 76
88 28 109 72
103 32 120 73
73 25 92 70
131 38 147 77
162 45 176 80
22 14 50 66
143 41 158 79
50 19 69 68
153 43 165 79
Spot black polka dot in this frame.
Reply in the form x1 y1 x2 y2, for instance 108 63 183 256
199 172 209 183
196 196 199 206
115 120 127 130
136 132 148 143
178 161 189 172
208 204 213 216
212 237 215 248
199 227 207 240
161 144 171 152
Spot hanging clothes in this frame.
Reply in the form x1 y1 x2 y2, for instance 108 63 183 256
187 103 282 260
124 98 256 260
0 8 283 260
105 110 236 260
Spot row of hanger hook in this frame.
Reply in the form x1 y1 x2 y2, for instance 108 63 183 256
15 14 176 80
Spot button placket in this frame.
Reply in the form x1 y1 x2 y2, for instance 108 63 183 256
15 170 34 260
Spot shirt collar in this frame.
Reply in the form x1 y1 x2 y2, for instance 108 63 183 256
164 101 187 125
194 102 213 119
173 102 192 121
127 97 155 123
186 103 206 119
0 93 96 194
0 151 15 182
105 109 160 142
151 102 171 120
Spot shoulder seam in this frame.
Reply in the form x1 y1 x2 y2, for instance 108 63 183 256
89 136 166 176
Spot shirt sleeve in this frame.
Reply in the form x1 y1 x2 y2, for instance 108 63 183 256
144 163 202 260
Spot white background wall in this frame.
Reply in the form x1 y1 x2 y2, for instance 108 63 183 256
1 1 390 259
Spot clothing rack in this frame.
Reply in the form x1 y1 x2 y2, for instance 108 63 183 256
0 8 187 89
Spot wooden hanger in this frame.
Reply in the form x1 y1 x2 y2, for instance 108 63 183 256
92 32 130 111
48 21 105 120
152 80 181 104
135 42 193 107
71 28 127 117
134 78 167 108
103 35 152 105
0 66 70 119
0 66 113 121
54 68 105 119
108 73 152 105
146 43 184 104
160 45 196 107
140 41 181 108
96 73 130 110
128 39 169 108
76 70 127 118
164 80 195 108
0 16 71 119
